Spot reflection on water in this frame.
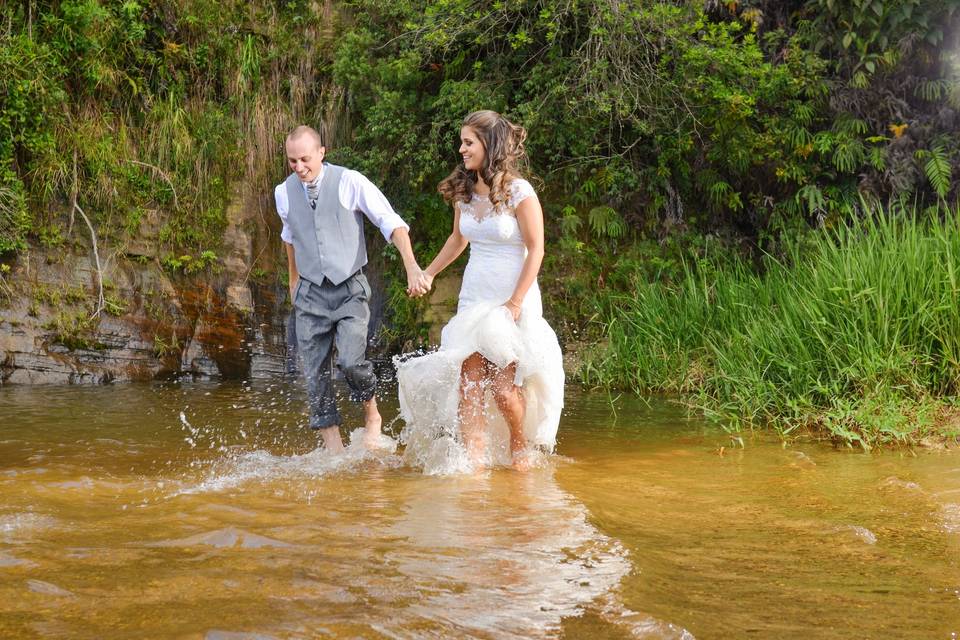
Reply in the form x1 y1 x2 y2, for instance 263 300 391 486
0 383 958 638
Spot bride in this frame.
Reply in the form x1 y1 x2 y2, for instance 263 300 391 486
396 110 564 472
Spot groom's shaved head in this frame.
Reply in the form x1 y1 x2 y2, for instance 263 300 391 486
287 125 324 149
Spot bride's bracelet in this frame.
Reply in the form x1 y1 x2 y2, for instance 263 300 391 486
505 299 522 310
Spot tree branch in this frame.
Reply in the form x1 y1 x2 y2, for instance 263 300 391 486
73 201 105 320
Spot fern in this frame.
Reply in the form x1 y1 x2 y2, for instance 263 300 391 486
792 103 815 126
915 79 948 102
833 115 868 136
795 184 826 216
560 205 583 237
588 206 626 239
832 137 865 174
707 180 731 209
0 185 29 254
812 131 835 154
786 124 812 148
915 144 952 199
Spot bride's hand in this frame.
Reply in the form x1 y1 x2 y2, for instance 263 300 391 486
504 299 522 322
417 271 434 297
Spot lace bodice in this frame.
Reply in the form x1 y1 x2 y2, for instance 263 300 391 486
459 179 536 223
456 178 541 315
458 179 535 246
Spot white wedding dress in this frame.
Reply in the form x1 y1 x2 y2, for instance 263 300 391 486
395 179 565 473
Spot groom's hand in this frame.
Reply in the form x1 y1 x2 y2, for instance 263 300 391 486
406 269 433 297
406 267 425 297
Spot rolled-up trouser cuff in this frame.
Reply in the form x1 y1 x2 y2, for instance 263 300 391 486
349 381 377 404
309 412 342 430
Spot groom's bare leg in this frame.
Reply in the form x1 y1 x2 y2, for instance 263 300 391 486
319 425 345 453
493 364 529 470
459 353 488 466
362 396 385 448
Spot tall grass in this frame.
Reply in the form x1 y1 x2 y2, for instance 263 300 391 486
584 206 960 447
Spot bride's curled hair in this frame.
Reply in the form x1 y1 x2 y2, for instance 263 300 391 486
438 110 528 209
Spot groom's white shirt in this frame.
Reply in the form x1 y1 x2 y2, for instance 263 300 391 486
274 167 408 245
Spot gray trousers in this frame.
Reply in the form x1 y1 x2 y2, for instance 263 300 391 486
293 273 377 429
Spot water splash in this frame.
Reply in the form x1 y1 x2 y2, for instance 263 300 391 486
176 429 402 495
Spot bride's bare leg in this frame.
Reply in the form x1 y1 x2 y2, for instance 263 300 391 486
459 353 489 466
492 364 529 470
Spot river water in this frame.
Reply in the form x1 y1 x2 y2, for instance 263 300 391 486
1 382 958 638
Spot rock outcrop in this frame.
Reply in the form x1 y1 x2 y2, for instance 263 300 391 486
0 189 290 384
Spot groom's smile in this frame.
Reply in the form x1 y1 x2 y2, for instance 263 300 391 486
286 132 326 182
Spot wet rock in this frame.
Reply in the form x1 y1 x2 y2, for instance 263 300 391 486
0 553 36 568
0 188 290 385
183 321 222 379
789 451 817 467
227 285 254 313
205 631 279 640
26 579 75 597
843 524 878 545
248 310 293 380
148 527 293 549
878 476 925 494
919 435 947 450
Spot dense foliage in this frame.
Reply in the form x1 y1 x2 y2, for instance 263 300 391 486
3 1 957 265
0 0 333 258
330 0 959 242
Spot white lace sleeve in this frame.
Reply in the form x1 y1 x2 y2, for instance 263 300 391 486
507 179 536 210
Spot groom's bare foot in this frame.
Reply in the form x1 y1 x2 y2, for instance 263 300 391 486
319 425 345 453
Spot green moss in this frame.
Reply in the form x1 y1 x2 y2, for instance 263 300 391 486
42 311 104 351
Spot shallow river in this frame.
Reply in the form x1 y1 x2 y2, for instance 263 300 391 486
1 382 958 639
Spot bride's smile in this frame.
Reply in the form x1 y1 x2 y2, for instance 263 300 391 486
459 127 486 175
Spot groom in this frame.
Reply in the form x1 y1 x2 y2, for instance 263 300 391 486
276 125 423 452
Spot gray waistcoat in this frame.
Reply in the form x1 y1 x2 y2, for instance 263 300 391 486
284 164 367 286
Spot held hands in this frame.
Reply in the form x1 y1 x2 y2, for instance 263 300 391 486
406 268 434 298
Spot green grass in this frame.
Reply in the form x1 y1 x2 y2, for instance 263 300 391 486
583 205 960 448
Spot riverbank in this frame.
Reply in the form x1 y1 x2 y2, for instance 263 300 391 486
580 207 960 449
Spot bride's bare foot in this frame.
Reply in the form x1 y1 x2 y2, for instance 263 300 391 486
362 415 387 449
464 435 487 471
361 397 389 450
511 448 534 472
